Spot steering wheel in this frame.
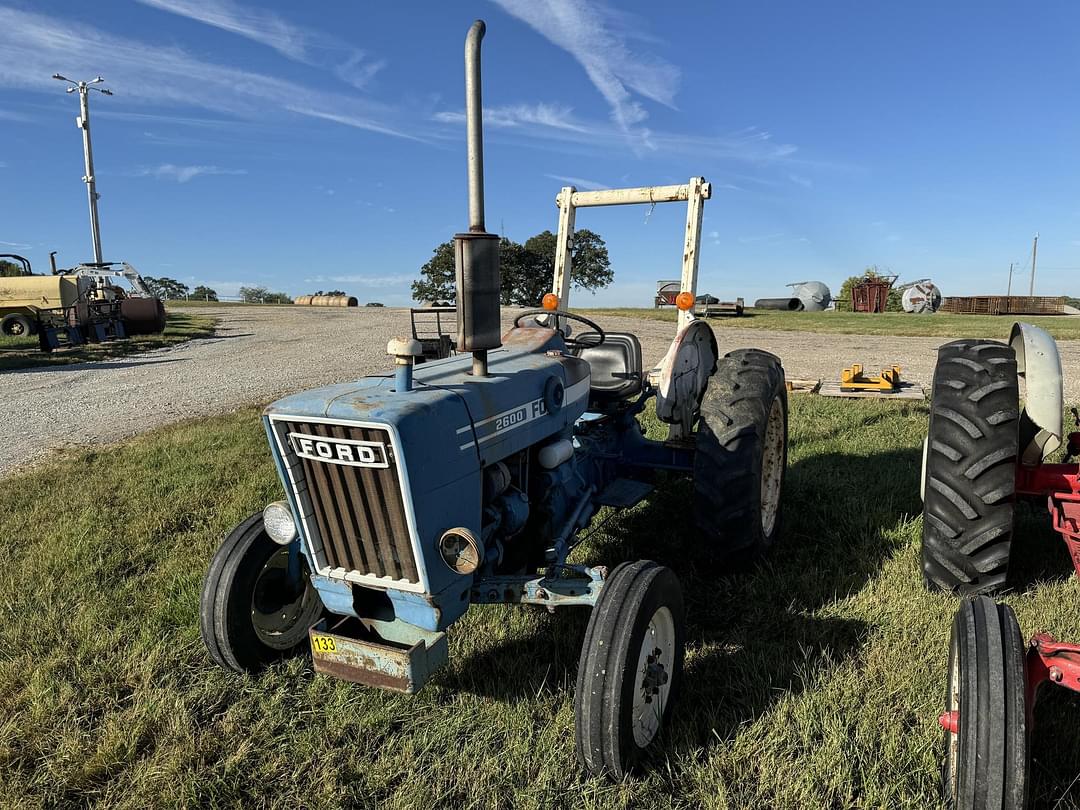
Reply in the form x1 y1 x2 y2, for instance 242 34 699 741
513 309 606 350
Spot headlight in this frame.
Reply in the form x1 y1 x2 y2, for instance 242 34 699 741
263 501 298 545
438 528 482 574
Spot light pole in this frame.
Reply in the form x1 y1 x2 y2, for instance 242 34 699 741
53 74 112 264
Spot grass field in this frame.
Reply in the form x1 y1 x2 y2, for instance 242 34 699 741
581 307 1080 340
2 397 1080 809
0 310 216 371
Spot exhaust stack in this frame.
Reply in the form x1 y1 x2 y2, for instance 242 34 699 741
454 19 501 377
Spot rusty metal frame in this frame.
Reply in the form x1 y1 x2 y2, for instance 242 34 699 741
551 178 712 330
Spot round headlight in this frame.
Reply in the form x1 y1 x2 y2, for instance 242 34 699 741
438 528 482 575
263 501 298 545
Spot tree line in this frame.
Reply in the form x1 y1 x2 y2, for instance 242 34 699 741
411 229 613 305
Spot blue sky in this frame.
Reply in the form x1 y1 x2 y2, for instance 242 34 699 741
2 0 1078 305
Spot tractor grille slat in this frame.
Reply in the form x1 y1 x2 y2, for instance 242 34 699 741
281 420 418 585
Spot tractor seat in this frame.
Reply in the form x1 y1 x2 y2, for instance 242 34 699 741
575 332 643 405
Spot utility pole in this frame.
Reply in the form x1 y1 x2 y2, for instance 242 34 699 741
1007 262 1014 297
53 74 113 264
1028 232 1039 297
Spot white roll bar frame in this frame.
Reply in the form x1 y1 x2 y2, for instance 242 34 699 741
551 178 712 330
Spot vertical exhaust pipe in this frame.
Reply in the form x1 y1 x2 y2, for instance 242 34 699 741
455 19 501 377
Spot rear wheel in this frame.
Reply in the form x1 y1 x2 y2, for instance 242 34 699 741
574 560 685 779
693 349 787 561
921 340 1019 594
200 513 323 673
941 596 1028 810
1 313 34 337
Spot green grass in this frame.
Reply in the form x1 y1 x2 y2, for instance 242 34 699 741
0 310 216 371
2 398 1080 809
580 307 1080 340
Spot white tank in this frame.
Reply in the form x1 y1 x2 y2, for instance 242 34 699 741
789 281 831 312
902 282 942 313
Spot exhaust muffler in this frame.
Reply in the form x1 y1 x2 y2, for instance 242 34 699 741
454 20 501 377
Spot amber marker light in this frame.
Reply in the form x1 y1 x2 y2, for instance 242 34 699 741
542 293 559 311
675 291 695 311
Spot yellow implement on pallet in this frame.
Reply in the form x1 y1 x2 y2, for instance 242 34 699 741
840 363 903 393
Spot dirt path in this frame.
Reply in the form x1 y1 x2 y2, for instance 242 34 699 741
3 305 1078 477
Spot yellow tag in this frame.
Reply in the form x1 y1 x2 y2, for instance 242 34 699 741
310 633 338 654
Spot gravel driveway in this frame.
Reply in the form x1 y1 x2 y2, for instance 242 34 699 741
3 305 1078 477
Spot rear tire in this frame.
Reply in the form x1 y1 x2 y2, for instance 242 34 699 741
1 313 34 337
921 340 1019 594
574 560 685 779
694 349 787 562
200 513 323 673
942 596 1028 810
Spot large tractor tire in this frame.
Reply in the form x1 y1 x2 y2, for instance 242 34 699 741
575 560 685 779
941 597 1028 810
1 313 34 337
200 513 323 673
921 340 1018 595
693 349 788 562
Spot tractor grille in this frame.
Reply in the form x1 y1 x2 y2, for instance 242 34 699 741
279 419 418 584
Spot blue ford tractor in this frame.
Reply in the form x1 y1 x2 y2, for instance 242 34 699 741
200 20 789 778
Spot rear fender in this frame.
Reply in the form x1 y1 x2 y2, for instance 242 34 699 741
1010 321 1063 464
654 318 718 427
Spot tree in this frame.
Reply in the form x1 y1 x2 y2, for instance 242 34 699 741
0 259 25 277
263 291 293 304
411 241 456 303
325 289 347 296
523 229 613 302
191 285 218 302
239 285 268 303
144 276 190 300
365 302 385 307
411 229 614 306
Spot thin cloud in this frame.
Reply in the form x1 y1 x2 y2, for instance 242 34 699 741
544 173 608 190
0 7 410 139
135 0 385 88
434 102 587 133
138 164 247 183
305 274 415 287
788 173 813 188
135 0 308 59
491 0 679 149
0 109 33 122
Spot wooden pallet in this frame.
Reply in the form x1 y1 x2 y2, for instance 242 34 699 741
818 379 925 400
786 378 821 394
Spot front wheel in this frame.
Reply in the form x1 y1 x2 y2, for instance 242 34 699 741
200 512 323 673
941 597 1028 810
574 560 685 779
693 349 788 562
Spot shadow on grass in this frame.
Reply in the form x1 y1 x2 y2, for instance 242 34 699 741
1007 502 1077 590
452 445 920 756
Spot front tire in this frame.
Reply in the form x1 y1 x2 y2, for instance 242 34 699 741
942 597 1028 810
200 513 323 673
574 560 685 779
694 349 788 561
921 340 1019 595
